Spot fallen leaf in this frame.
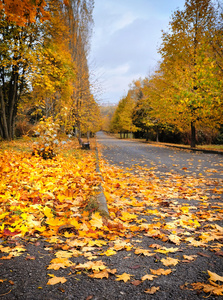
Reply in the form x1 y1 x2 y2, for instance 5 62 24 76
161 257 179 266
144 286 160 294
47 276 67 285
141 274 157 281
208 270 223 283
131 280 141 286
116 273 133 282
183 255 197 261
89 270 109 279
150 268 172 275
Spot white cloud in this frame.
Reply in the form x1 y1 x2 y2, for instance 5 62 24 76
90 0 186 104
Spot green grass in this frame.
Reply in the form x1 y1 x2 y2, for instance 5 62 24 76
198 144 223 151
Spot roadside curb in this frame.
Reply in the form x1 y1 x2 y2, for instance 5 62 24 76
164 144 223 155
95 138 109 217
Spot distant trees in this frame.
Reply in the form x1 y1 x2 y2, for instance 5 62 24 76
110 83 138 138
110 0 223 146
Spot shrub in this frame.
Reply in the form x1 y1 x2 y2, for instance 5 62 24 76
15 120 35 137
32 117 60 159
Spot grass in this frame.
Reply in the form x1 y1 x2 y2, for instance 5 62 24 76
198 144 223 151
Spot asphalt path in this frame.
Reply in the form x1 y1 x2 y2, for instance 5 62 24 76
96 131 223 179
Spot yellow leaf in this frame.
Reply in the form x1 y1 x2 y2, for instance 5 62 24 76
43 206 54 218
161 257 179 266
90 212 103 228
116 273 133 282
47 276 67 285
141 274 157 281
76 260 106 271
46 217 64 227
121 211 137 221
181 206 189 214
101 249 117 256
55 251 73 259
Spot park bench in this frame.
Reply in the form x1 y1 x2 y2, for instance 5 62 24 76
79 138 90 150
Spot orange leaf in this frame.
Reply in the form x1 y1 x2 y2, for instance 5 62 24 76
47 276 67 285
144 286 160 294
150 268 172 275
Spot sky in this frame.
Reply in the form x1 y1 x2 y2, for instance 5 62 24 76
89 0 186 105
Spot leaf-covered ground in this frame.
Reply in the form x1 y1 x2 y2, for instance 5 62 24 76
0 138 222 299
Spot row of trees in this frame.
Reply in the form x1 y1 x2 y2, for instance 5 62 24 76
110 0 223 147
0 0 101 140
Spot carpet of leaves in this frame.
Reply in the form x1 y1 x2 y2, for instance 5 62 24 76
0 138 222 298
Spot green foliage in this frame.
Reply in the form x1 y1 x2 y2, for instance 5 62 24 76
32 117 60 159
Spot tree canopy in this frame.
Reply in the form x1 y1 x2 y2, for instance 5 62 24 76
0 0 100 140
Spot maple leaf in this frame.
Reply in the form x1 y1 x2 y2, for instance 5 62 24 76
47 258 74 270
208 270 223 283
215 224 223 233
76 260 106 271
155 247 179 254
131 280 141 286
161 257 179 266
55 251 73 258
116 273 133 282
47 276 67 285
101 249 117 256
192 282 223 296
135 248 155 256
168 234 181 245
89 212 103 228
183 255 197 261
141 274 157 281
43 206 54 219
120 211 137 221
150 268 172 275
89 270 109 279
144 286 160 294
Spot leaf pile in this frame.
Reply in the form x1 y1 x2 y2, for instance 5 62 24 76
0 139 222 297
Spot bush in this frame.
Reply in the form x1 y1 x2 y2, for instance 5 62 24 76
15 120 35 137
32 117 60 159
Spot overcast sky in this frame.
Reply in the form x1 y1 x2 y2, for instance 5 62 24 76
89 0 186 105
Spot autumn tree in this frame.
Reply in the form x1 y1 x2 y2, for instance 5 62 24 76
110 94 137 138
26 0 76 130
158 0 223 147
0 0 48 140
66 0 95 137
100 105 116 132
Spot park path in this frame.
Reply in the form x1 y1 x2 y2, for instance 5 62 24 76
96 131 223 179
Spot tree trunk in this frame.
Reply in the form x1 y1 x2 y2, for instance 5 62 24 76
146 129 149 141
0 87 10 140
191 121 196 148
156 128 159 142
